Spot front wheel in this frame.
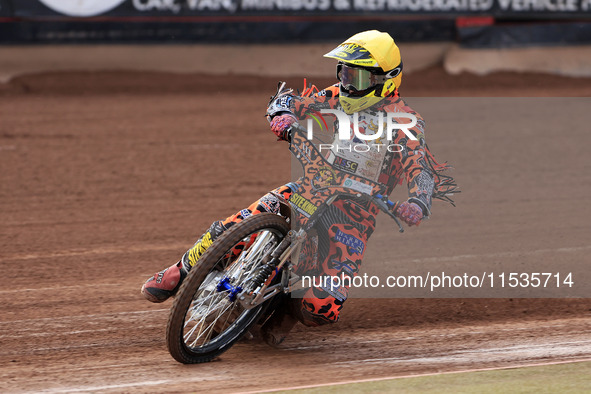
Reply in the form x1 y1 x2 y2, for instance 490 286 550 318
166 213 290 364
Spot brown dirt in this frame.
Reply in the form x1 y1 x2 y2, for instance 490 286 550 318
0 66 589 392
3 65 591 97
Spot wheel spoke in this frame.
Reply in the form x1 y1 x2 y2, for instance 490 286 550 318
188 296 236 347
179 224 284 352
190 292 228 343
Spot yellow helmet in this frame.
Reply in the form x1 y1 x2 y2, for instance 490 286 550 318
324 30 403 114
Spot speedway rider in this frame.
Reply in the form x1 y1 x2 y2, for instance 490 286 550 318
141 30 457 344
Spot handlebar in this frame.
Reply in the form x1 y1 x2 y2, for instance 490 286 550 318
372 194 405 233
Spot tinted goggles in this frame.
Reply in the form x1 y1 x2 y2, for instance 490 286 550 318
337 62 402 91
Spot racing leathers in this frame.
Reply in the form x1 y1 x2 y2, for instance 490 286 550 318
173 83 455 327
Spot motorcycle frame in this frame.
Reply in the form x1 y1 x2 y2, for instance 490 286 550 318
238 127 404 310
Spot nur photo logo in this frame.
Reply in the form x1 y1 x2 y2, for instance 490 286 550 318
305 109 418 153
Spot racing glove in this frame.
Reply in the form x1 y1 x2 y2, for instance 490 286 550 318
395 201 424 226
270 114 296 142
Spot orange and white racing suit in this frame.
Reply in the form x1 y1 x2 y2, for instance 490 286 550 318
180 84 456 326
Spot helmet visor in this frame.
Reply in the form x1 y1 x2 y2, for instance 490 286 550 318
337 63 386 92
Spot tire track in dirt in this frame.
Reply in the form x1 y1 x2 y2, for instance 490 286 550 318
1 312 589 393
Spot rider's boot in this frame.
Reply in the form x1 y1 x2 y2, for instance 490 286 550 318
141 260 187 303
141 221 224 303
260 297 299 346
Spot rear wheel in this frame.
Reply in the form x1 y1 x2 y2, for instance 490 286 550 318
166 213 290 364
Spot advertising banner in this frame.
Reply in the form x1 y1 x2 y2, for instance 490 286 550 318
6 0 591 18
1 0 590 44
0 0 12 17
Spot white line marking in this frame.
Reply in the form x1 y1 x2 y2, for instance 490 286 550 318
39 379 173 393
241 358 591 394
35 371 229 393
67 363 142 372
0 283 123 294
0 308 168 325
0 325 161 339
281 319 591 351
333 340 591 366
0 242 189 262
284 336 418 351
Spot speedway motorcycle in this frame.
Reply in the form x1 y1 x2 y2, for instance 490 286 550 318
166 124 406 364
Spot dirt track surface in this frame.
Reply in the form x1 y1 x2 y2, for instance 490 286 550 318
1 67 590 392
